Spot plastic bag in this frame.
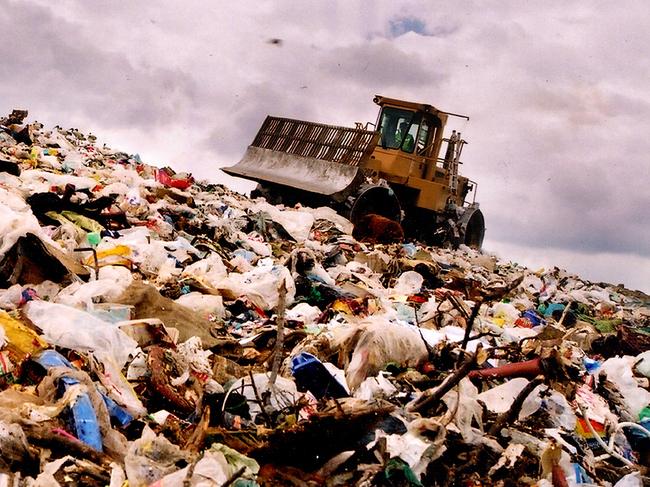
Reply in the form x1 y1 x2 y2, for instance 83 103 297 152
55 267 133 309
92 354 147 417
0 310 48 363
23 301 138 368
218 263 295 310
175 292 225 320
100 228 170 274
634 350 650 378
601 356 650 418
416 296 437 325
614 472 643 487
124 425 191 486
332 319 428 391
354 372 397 401
181 253 228 287
0 284 23 310
286 303 322 326
175 337 223 393
150 450 229 486
307 206 353 234
370 417 446 481
442 378 484 443
209 443 260 478
0 188 44 260
392 271 424 295
478 378 576 430
491 302 521 326
250 201 315 242
21 169 98 190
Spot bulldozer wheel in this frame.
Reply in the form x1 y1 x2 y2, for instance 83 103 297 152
348 185 402 225
461 208 485 249
403 207 484 250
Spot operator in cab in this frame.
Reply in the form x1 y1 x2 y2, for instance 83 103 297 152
395 121 415 152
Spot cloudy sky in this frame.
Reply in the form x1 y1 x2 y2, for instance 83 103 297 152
2 1 648 292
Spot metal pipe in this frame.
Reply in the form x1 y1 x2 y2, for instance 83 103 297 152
438 110 470 121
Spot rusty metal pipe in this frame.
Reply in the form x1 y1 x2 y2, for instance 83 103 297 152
468 357 543 380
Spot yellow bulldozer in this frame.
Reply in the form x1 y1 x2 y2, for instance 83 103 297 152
223 95 485 248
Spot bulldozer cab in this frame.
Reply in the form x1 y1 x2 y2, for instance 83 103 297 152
368 96 449 183
377 106 438 157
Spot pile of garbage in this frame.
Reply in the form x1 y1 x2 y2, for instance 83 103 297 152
0 109 649 486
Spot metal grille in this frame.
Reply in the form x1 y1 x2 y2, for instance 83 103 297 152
251 116 379 167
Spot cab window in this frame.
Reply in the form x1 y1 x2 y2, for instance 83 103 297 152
416 119 430 154
378 107 414 149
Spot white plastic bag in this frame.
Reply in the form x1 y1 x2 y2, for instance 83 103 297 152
286 303 322 326
442 378 484 443
634 350 650 378
614 472 643 487
392 271 424 295
491 302 521 326
218 263 295 310
307 206 354 234
182 254 228 287
0 284 22 311
24 301 138 368
175 292 225 320
0 188 44 260
601 356 650 418
151 450 230 486
333 319 428 391
370 417 446 481
55 267 133 308
250 201 315 242
477 378 560 424
124 426 190 486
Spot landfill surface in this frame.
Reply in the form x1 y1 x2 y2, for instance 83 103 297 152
1 110 649 486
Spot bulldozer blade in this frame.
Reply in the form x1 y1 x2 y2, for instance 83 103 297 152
222 116 379 198
223 146 363 197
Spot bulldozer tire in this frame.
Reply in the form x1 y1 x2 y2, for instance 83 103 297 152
348 185 402 226
460 207 485 249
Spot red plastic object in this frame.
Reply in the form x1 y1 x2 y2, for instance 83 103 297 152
156 168 194 190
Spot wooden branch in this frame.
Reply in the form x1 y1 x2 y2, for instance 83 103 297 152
269 279 287 386
461 299 482 351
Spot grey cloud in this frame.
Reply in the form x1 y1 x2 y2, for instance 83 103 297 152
0 1 200 130
318 42 445 88
483 158 650 258
519 83 645 127
200 83 320 163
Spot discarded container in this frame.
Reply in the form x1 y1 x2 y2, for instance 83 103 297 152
291 352 349 399
32 350 103 451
